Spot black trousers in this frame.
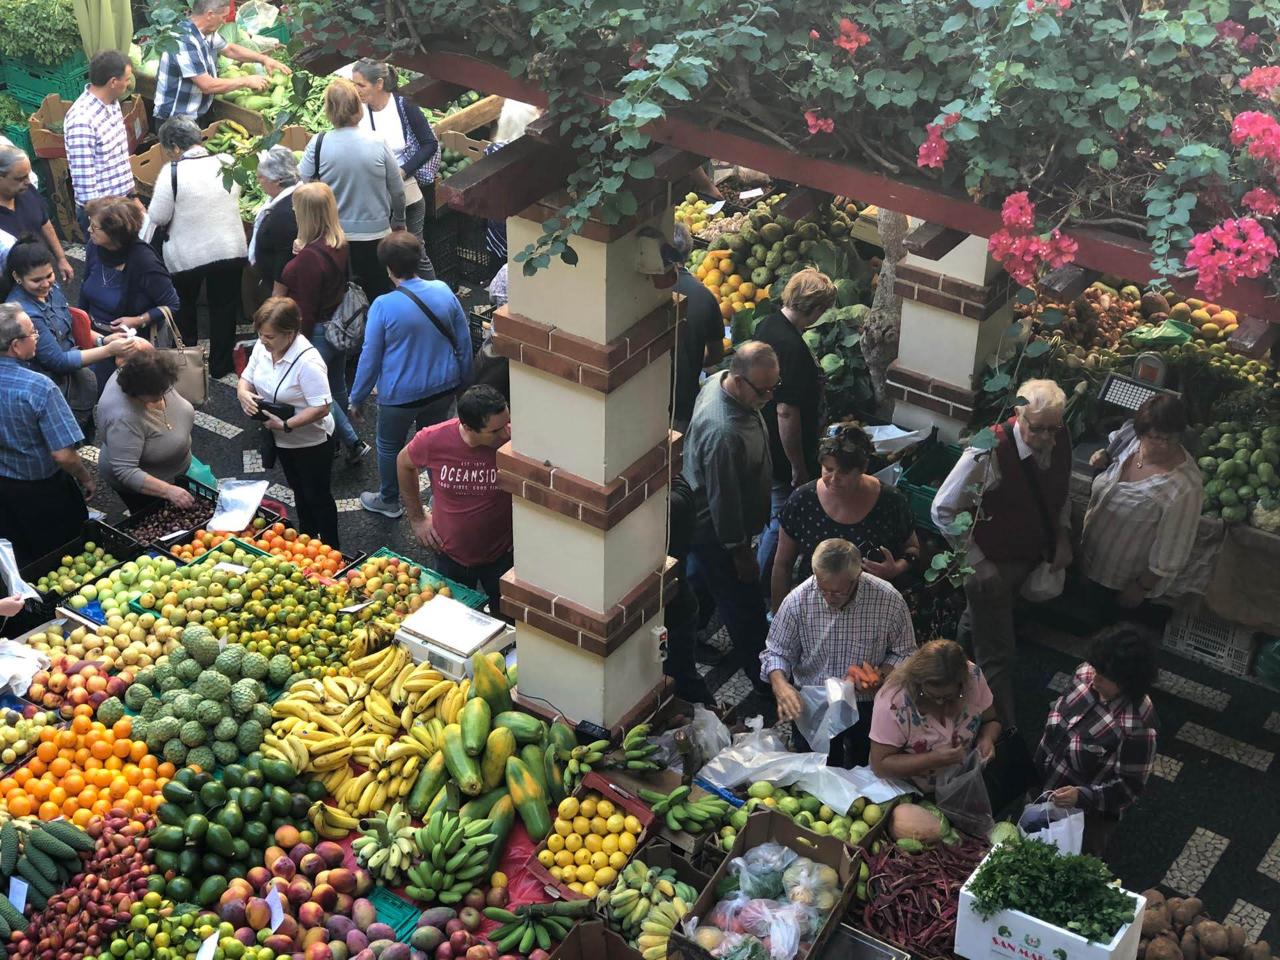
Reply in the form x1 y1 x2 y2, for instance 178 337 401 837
432 550 513 620
791 706 874 769
276 436 340 547
349 239 393 303
173 258 245 378
664 566 715 706
0 472 87 566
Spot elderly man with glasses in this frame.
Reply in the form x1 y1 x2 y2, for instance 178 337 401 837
762 538 916 767
0 304 95 565
931 378 1074 730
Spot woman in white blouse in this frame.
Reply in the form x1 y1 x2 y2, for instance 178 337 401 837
236 297 340 546
1083 394 1203 625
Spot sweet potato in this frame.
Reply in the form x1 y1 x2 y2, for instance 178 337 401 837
1144 905 1173 937
1175 899 1205 929
1181 929 1199 960
1241 943 1271 960
1149 939 1184 960
1166 898 1186 929
1226 925 1246 956
1197 922 1229 957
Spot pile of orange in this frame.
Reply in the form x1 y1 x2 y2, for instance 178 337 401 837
242 522 346 576
0 710 172 824
168 528 246 563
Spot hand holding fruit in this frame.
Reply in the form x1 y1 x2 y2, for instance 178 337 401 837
1089 449 1110 470
263 57 291 75
240 73 270 93
164 484 196 508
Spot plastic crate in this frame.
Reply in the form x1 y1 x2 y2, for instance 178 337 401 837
455 213 498 285
1 122 33 160
3 52 88 110
1163 610 1256 678
368 885 420 943
423 210 460 288
126 476 281 554
365 547 490 610
468 305 492 353
178 538 271 569
898 441 964 531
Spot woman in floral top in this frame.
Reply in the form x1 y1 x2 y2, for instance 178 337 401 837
868 639 1001 793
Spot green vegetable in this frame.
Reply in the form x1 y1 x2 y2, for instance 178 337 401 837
0 95 26 128
0 0 80 66
967 836 1137 943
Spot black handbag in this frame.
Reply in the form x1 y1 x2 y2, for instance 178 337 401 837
982 726 1041 819
255 348 312 470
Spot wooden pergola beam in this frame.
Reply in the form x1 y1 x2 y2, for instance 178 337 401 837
437 135 579 219
903 222 967 260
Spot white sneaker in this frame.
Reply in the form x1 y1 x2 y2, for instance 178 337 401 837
359 491 404 518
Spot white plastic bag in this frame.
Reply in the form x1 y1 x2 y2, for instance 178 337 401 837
651 704 731 776
1020 561 1065 601
933 750 993 838
0 540 40 603
1017 796 1084 854
792 678 859 755
236 0 280 32
209 479 269 533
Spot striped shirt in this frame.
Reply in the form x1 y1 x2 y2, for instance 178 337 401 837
154 19 226 120
1035 663 1157 815
1082 424 1203 597
760 573 916 696
63 87 134 204
0 358 83 481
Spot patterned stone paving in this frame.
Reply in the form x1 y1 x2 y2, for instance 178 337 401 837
1226 900 1272 942
1177 722 1273 772
1163 828 1230 896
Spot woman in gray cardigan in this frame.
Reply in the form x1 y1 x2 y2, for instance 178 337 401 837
300 77 406 302
96 349 197 513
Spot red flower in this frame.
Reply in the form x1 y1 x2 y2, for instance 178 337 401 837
1241 67 1280 99
1232 111 1280 169
834 18 869 55
1215 19 1246 43
810 29 821 40
804 109 834 135
1242 34 1261 52
627 40 647 69
1243 188 1280 216
917 124 949 169
987 193 1078 284
1185 217 1278 299
1044 229 1078 268
1000 191 1037 231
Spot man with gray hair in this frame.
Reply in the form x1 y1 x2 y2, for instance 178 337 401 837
0 305 95 566
668 221 725 433
932 377 1074 729
153 0 290 124
762 537 916 766
0 146 73 283
682 340 778 697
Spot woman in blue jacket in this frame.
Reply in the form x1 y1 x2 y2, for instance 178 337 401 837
350 232 473 519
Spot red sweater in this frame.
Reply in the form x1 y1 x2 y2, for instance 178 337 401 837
280 241 348 338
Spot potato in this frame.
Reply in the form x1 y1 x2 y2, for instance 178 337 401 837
1149 939 1184 960
1144 905 1173 938
1175 899 1206 929
1144 890 1167 908
1241 943 1271 960
1197 923 1229 957
1167 898 1186 929
1227 926 1246 956
1181 929 1200 960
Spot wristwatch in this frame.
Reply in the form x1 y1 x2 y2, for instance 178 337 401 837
282 419 292 433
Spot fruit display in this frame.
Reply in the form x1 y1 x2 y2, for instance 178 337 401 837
1172 296 1240 343
0 710 59 767
0 715 171 822
24 613 180 673
165 518 271 563
32 543 123 596
148 757 322 900
729 782 884 851
120 624 276 769
1019 281 1145 350
124 502 215 544
438 145 475 181
27 656 134 719
675 192 726 236
540 791 645 897
343 554 456 617
1133 889 1275 960
422 90 485 126
1193 420 1280 521
0 818 95 911
594 857 698 959
483 898 595 956
64 555 181 620
400 807 500 902
637 786 731 836
96 895 243 960
693 210 749 245
415 899 524 960
10 809 158 960
238 523 351 577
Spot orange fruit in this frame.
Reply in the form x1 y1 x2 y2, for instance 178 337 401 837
157 762 176 780
8 796 31 817
112 720 131 739
130 741 147 763
90 740 112 761
49 757 70 779
71 809 92 827
112 739 131 759
71 715 91 735
38 801 58 820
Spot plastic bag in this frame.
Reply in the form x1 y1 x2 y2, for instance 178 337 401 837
236 0 280 32
1127 318 1194 348
1017 798 1084 855
738 899 815 960
933 749 993 839
1020 561 1065 601
0 540 39 603
780 857 842 915
651 703 732 776
792 678 859 755
711 931 770 960
209 479 269 533
730 842 798 899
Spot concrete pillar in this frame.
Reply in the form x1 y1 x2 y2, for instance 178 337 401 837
885 235 1015 440
490 184 686 727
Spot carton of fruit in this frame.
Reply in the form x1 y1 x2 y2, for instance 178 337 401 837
18 519 143 608
550 920 640 960
527 772 656 902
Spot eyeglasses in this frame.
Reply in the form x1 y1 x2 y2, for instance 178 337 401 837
915 685 965 707
739 375 780 399
15 330 39 341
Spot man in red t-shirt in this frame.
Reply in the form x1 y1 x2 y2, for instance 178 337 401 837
397 385 513 615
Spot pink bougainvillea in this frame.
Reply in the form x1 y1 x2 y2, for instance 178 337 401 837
1243 187 1280 216
1184 217 1278 299
1231 111 1280 168
1216 19 1246 43
1025 0 1070 15
916 113 959 170
986 193 1078 285
804 109 834 134
1240 67 1280 100
834 18 869 55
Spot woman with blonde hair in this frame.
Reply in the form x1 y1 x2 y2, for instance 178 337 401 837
278 182 367 462
299 77 406 301
868 639 1001 793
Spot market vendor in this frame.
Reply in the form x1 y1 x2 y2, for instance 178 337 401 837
931 378 1073 730
868 639 1000 793
1034 625 1158 858
152 0 290 125
762 538 917 768
1082 394 1203 629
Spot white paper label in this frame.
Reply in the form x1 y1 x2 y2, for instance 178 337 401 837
266 886 284 931
739 187 765 200
212 562 249 574
197 932 218 960
703 200 725 215
8 877 27 913
340 599 376 614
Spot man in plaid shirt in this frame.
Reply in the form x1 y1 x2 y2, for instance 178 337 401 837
64 52 137 231
1035 625 1158 857
153 0 289 124
762 538 916 767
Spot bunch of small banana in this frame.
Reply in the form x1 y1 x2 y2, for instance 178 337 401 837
619 722 663 772
637 785 732 834
557 739 610 794
483 899 595 954
322 740 426 818
349 642 411 693
351 801 417 884
596 858 696 959
308 800 359 840
403 809 496 904
348 617 397 659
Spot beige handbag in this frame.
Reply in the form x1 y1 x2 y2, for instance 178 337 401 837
154 306 208 407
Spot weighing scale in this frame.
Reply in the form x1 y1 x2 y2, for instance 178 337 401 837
393 595 512 678
1097 355 1179 414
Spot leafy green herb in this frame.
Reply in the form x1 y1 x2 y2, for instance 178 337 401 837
0 95 27 128
0 0 81 66
968 837 1137 944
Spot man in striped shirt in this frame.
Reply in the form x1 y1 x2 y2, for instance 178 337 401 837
64 51 136 231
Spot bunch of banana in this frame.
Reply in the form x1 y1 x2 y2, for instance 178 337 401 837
637 786 731 834
596 858 695 958
483 899 595 954
351 801 417 885
308 800 359 840
408 716 447 753
348 617 397 659
403 809 497 904
349 642 411 693
619 723 663 772
557 739 610 794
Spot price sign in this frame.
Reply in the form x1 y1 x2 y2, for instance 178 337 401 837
266 886 284 931
8 877 26 914
196 932 219 960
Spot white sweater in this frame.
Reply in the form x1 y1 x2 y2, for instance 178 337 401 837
147 147 248 274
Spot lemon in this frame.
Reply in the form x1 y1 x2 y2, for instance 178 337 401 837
623 815 642 835
590 851 609 870
618 832 636 854
582 881 599 898
576 863 595 883
546 833 565 853
564 833 583 853
609 850 629 869
491 871 507 888
594 867 617 887
548 865 562 880
558 797 580 820
554 849 575 868
553 818 572 837
574 848 591 866
568 881 583 893
601 834 619 855
589 816 609 836
584 833 603 853
595 799 615 818
538 850 555 867
572 816 591 836
580 797 598 819
605 813 626 834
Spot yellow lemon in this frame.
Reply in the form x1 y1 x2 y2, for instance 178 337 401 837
601 834 620 855
590 816 609 836
557 797 580 820
581 881 599 898
538 849 555 867
606 814 626 834
572 816 591 836
576 863 595 883
595 799 615 819
718 258 734 273
568 881 583 893
594 867 617 887
491 872 508 888
554 849 574 868
618 832 636 854
623 815 642 835
579 797 598 819
548 865 562 880
574 848 591 866
704 269 724 287
546 833 565 853
584 833 603 854
590 851 610 870
553 818 572 837
609 850 629 870
564 833 583 853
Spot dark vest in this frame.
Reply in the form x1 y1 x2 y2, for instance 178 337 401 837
972 416 1072 563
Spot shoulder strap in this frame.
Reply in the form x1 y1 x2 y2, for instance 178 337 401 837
311 132 325 180
366 103 376 131
396 286 459 354
272 346 316 403
170 160 179 202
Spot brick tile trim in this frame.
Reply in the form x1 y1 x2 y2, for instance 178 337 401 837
497 432 684 529
894 264 1013 321
499 559 678 656
887 360 978 421
491 297 680 394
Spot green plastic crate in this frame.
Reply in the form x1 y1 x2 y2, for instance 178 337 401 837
898 442 964 532
3 52 88 110
366 547 489 611
178 538 271 569
1 122 33 159
259 20 292 43
369 885 420 942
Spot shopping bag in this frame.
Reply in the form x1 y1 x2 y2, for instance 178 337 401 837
934 749 994 839
1020 561 1065 601
792 678 859 755
185 456 218 491
1017 797 1084 855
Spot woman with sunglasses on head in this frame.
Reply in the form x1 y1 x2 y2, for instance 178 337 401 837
770 424 920 612
868 639 1000 793
1082 394 1202 629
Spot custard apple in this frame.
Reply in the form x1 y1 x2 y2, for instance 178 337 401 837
229 678 260 715
196 699 222 727
194 670 232 702
141 698 162 721
213 645 245 677
179 720 206 747
212 740 238 766
97 697 124 728
181 625 220 667
240 652 269 682
267 654 293 687
177 658 201 683
163 739 188 765
235 720 264 754
214 717 238 742
187 746 215 770
124 683 151 711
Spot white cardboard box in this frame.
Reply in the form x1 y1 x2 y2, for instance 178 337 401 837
954 850 1145 960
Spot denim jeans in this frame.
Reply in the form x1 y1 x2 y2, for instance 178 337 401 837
312 321 359 448
755 479 793 589
376 393 454 503
404 196 437 281
688 536 770 693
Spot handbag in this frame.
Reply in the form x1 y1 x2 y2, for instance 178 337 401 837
69 307 95 350
312 235 369 352
154 306 208 406
396 286 469 391
256 346 314 470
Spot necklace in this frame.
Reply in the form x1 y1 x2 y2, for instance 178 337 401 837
150 398 172 431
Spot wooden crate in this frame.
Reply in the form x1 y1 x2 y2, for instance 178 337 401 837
28 93 149 159
129 120 222 197
432 94 503 136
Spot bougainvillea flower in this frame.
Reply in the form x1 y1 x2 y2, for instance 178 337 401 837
1185 217 1278 299
834 18 869 54
1240 67 1280 99
1243 187 1280 216
805 109 834 134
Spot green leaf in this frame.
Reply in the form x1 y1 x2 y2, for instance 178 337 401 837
1015 287 1037 305
969 427 999 450
656 76 691 100
1099 148 1118 170
1076 138 1096 155
984 371 1012 392
1039 309 1064 328
1024 339 1052 358
628 156 655 180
